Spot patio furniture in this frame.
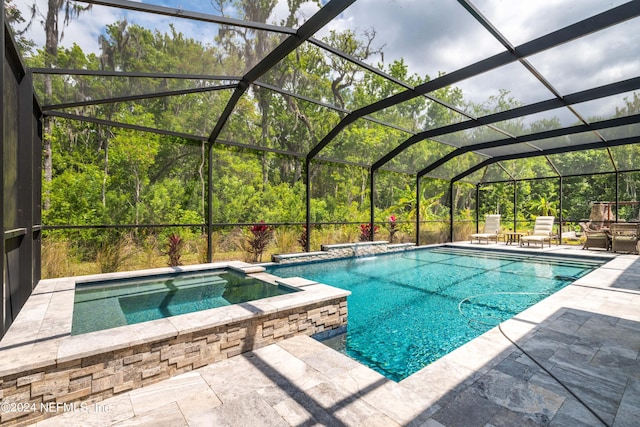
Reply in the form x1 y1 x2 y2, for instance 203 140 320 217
503 231 526 245
520 216 556 248
470 214 501 244
580 222 610 250
610 223 640 254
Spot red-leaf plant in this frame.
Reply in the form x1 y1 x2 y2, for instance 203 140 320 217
246 221 274 262
167 233 184 267
359 223 379 242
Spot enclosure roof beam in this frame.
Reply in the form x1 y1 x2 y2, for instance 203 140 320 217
75 0 297 34
450 135 639 183
44 110 404 172
307 0 640 162
30 68 243 81
45 110 301 157
41 84 238 111
251 81 417 135
416 113 640 178
457 0 571 182
207 0 356 145
375 73 640 172
308 37 487 126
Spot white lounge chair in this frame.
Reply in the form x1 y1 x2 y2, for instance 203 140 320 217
520 216 556 248
470 214 501 244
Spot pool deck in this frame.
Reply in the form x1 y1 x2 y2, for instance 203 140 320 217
8 244 640 426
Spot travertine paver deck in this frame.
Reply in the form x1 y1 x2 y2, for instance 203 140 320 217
21 245 640 426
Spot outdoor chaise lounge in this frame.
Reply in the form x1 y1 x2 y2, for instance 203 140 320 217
610 223 639 254
520 216 556 248
470 214 501 244
580 221 610 250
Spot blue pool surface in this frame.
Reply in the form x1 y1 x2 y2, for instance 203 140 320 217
267 247 605 381
72 270 297 335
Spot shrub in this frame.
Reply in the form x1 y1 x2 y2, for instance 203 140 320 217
387 215 399 243
96 234 133 273
42 239 74 278
359 223 379 241
166 233 184 266
245 221 273 262
297 225 307 250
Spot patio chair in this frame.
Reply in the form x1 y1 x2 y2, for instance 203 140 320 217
470 214 501 244
580 222 610 250
520 216 556 248
610 223 639 254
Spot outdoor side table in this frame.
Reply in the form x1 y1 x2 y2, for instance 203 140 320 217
503 232 526 245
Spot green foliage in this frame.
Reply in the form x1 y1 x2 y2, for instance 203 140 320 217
12 7 639 271
526 196 558 218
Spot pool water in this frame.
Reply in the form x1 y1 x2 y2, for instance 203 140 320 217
72 270 297 335
267 247 605 381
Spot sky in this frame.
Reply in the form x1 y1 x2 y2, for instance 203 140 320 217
11 0 640 125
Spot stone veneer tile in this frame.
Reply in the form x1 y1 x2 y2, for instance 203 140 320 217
56 319 178 363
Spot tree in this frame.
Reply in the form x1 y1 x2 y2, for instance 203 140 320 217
33 0 92 209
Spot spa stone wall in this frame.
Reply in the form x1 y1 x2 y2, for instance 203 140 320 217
0 298 346 426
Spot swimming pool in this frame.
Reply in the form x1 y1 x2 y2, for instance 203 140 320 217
267 247 605 381
72 269 298 335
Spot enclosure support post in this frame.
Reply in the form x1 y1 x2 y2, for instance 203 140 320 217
449 181 454 242
369 169 375 241
513 180 517 232
416 176 421 246
207 143 213 262
475 184 480 233
305 158 311 252
615 172 619 223
559 177 563 242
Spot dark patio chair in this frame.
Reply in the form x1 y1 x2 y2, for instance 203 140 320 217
580 222 610 250
610 223 640 254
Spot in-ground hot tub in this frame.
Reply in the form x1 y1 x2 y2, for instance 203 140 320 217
0 261 349 425
72 268 299 335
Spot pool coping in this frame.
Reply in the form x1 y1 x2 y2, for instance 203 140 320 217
0 260 350 378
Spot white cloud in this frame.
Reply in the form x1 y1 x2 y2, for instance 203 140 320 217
14 0 120 55
12 0 638 122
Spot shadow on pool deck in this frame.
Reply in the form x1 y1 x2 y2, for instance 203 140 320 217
31 253 640 427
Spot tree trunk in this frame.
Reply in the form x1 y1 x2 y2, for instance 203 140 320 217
43 0 61 209
102 139 108 207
